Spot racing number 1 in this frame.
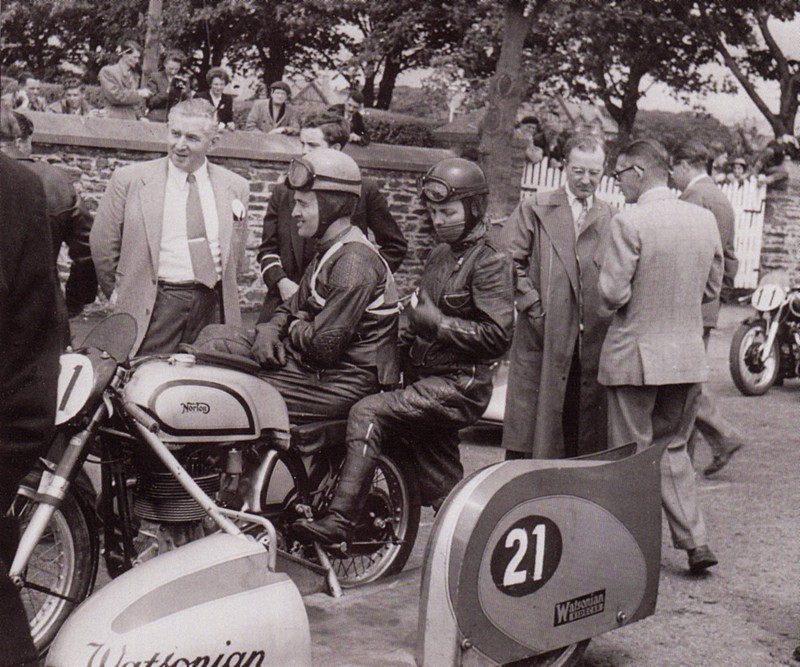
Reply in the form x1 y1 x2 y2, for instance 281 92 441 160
58 364 84 412
503 524 545 586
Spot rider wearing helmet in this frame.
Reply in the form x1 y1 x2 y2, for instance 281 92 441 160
294 157 515 546
195 147 399 421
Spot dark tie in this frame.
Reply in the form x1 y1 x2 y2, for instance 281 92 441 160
186 173 217 288
576 198 588 235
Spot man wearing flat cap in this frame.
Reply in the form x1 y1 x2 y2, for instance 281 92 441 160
245 81 299 135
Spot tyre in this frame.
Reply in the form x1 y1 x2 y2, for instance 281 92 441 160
7 477 97 653
729 321 779 396
329 452 421 588
503 639 590 667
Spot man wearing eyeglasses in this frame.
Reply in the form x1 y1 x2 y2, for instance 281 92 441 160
598 139 723 575
502 133 614 460
256 112 406 322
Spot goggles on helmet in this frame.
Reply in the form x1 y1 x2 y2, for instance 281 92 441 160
416 175 456 203
417 173 489 204
286 158 316 191
286 157 361 193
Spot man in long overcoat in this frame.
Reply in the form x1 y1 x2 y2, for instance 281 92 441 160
502 133 613 459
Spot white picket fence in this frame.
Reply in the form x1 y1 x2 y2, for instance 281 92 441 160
520 159 767 289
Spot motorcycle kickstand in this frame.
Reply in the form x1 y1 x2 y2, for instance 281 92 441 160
312 542 343 598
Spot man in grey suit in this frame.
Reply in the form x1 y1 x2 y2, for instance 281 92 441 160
671 140 746 476
91 98 250 354
599 139 723 575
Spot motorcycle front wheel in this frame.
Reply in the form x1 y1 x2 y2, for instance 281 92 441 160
8 481 96 653
330 452 421 588
729 321 779 396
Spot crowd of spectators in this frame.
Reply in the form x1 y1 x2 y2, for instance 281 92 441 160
1 42 372 144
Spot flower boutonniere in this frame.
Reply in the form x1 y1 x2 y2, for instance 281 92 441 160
232 199 246 222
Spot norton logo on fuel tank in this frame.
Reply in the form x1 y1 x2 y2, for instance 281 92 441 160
490 515 562 596
181 401 210 414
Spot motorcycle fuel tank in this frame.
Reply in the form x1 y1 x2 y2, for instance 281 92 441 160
46 534 311 667
123 355 290 443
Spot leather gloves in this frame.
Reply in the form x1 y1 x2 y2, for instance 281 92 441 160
252 324 286 369
409 290 442 337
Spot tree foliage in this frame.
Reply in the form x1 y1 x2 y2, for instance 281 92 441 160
538 0 719 145
692 0 800 137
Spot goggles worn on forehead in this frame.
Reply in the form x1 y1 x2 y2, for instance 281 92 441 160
285 158 361 192
417 175 455 203
286 158 316 191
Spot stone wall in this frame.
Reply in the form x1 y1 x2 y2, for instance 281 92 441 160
760 160 800 283
26 111 452 312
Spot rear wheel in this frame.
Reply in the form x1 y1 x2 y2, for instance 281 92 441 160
8 479 96 653
729 321 779 396
329 452 420 587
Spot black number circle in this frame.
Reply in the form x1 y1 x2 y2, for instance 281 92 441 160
490 515 562 597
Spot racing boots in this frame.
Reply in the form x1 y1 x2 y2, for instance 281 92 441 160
293 452 376 547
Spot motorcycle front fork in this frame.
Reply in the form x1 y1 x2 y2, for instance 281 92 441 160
8 401 107 584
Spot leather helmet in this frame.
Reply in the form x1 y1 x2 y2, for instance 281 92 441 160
418 158 489 204
286 148 362 198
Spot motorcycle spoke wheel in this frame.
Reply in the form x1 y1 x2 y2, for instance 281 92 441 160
729 322 779 396
8 487 95 653
328 454 420 588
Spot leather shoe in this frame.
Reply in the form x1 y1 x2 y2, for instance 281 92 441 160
703 442 744 477
687 545 718 574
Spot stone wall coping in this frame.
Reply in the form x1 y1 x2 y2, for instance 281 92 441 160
26 110 453 173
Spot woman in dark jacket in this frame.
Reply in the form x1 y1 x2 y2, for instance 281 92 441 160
195 67 236 130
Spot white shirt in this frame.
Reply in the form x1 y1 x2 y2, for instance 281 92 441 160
565 183 593 236
686 173 706 190
159 159 222 282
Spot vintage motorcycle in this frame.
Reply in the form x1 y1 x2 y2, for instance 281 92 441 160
729 270 800 395
8 313 419 653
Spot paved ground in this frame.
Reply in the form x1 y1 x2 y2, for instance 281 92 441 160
304 304 800 667
69 304 799 666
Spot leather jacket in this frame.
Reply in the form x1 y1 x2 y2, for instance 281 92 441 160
267 227 400 385
404 225 515 372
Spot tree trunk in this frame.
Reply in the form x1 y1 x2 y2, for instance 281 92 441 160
140 0 163 86
363 61 377 108
478 0 539 221
375 49 402 110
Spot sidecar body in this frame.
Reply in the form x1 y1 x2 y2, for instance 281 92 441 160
418 443 662 667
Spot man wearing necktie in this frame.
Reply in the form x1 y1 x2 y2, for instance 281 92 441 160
91 98 250 354
501 133 614 459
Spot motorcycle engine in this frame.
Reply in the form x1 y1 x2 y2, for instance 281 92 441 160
130 446 247 565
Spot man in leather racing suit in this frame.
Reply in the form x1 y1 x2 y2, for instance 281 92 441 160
294 158 515 545
195 148 399 421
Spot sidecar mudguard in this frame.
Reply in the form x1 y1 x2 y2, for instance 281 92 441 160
418 443 662 667
46 534 310 667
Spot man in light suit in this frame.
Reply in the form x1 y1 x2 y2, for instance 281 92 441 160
97 40 152 120
599 139 723 575
502 133 614 460
91 98 250 355
671 140 746 476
